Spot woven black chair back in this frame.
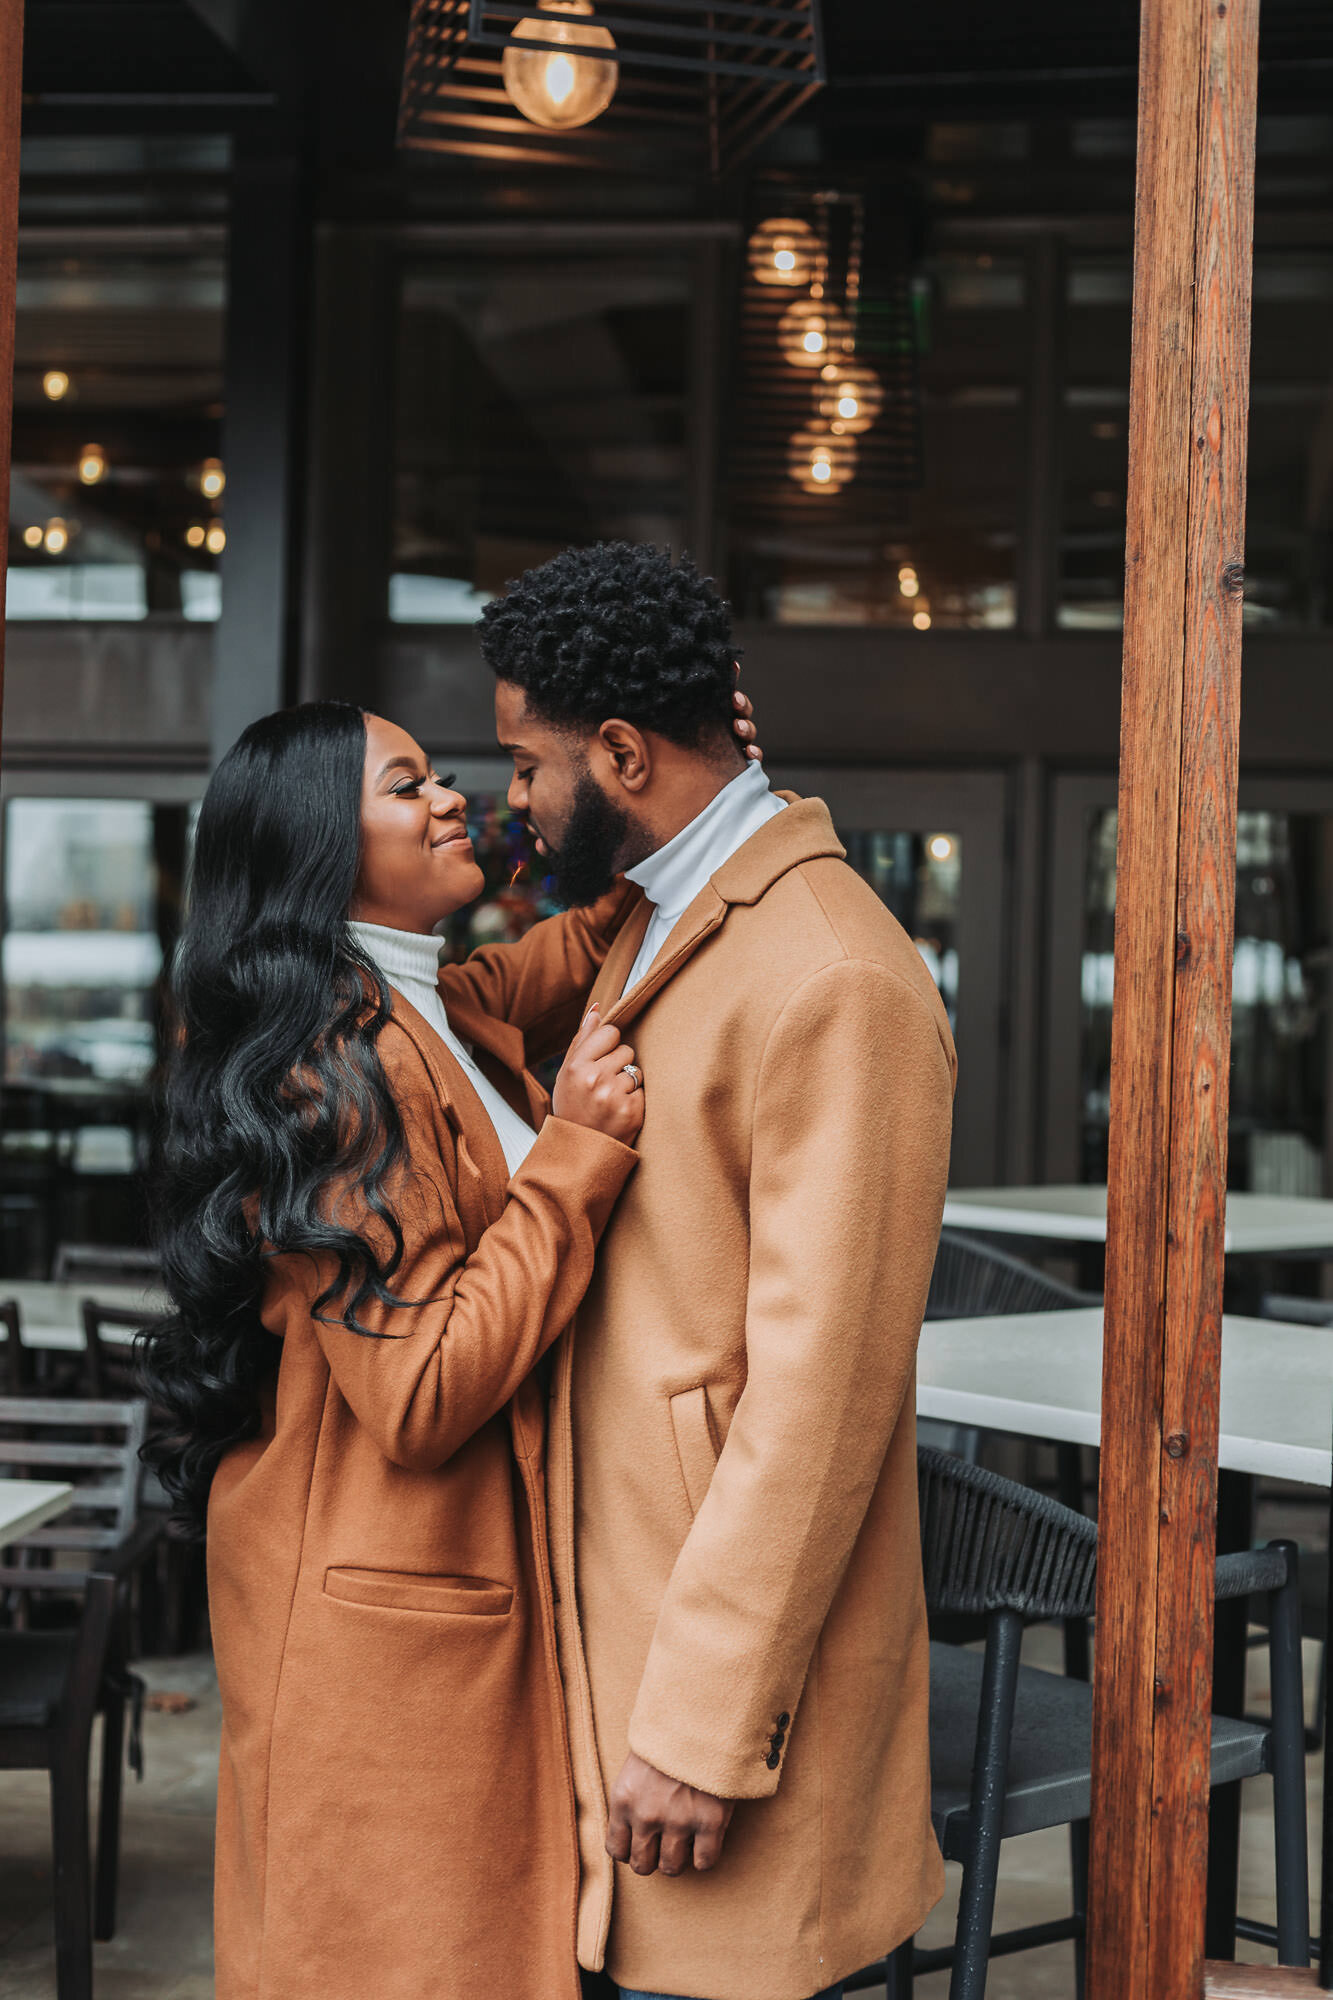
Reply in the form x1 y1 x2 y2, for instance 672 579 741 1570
918 1445 1098 1622
926 1231 1086 1320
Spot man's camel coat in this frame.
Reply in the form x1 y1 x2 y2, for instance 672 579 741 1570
549 797 956 2000
207 891 637 2000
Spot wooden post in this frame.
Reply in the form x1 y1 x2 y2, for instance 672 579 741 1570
0 0 23 745
1086 1 1260 1997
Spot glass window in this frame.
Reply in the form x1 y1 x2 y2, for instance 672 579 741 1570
1078 807 1332 1190
393 257 691 614
6 238 227 622
1059 247 1333 630
731 251 1025 630
840 827 961 1028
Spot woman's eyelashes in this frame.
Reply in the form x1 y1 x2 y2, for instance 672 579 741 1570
389 770 457 798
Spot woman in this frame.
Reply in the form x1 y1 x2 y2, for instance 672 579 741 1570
140 699 663 2000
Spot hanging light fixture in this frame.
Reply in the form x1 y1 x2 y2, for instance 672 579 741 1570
748 217 821 289
399 0 823 179
815 362 883 435
778 299 852 370
787 426 858 495
500 0 618 129
77 444 107 486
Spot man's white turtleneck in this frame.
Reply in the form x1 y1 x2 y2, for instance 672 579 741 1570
622 759 785 995
347 918 537 1178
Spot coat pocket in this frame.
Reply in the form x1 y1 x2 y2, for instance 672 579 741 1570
322 1567 514 1617
668 1385 720 1519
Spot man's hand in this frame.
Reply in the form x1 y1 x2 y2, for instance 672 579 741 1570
605 1752 735 1877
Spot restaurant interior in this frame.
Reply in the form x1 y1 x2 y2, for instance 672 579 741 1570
3 0 1333 1994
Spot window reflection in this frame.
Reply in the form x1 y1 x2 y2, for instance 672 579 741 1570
1079 808 1331 1190
6 240 226 622
392 258 690 613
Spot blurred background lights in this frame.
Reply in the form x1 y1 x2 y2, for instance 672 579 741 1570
43 518 69 556
778 299 852 370
913 609 932 630
199 457 226 499
816 362 883 435
205 522 227 555
929 835 955 861
42 370 70 402
899 574 920 599
185 524 206 549
77 444 107 486
501 1 618 131
747 216 821 289
787 424 857 495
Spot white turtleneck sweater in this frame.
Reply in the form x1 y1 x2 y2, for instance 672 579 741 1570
622 760 786 995
348 919 538 1178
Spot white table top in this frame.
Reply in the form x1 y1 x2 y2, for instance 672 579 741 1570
4 1280 169 1351
943 1185 1333 1255
0 1478 73 1543
918 1306 1333 1486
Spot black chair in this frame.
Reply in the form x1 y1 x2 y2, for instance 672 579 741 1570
849 1448 1310 2000
79 1299 157 1403
0 1395 159 1925
0 1299 34 1394
0 1570 120 2000
52 1243 163 1288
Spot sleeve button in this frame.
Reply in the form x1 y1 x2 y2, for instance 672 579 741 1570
765 1748 782 1770
776 1712 791 1729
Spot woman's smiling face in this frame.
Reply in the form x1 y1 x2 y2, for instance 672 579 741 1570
349 713 485 935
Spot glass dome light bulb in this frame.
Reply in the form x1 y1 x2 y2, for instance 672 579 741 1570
502 0 618 131
787 424 858 495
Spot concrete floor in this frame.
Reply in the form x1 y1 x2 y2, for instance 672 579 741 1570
0 1637 1322 1999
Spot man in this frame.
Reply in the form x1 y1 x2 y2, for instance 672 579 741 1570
479 543 954 2000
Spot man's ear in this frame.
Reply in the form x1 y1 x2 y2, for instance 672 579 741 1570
598 718 651 793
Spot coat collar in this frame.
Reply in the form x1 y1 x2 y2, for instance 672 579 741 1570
602 794 844 1028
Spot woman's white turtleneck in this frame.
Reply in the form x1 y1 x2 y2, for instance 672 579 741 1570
348 919 538 1178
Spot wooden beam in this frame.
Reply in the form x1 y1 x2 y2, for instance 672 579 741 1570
1086 0 1259 1996
0 0 24 746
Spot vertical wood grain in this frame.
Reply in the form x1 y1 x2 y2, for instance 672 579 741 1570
1087 1 1259 1996
0 0 23 741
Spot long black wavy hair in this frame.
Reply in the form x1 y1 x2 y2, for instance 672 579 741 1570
139 700 417 1537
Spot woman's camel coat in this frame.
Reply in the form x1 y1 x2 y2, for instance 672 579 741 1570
207 891 636 2000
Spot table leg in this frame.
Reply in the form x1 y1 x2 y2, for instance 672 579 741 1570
1205 1468 1255 1961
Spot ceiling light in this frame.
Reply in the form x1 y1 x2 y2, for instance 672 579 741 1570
501 0 618 130
816 362 883 435
77 444 107 486
42 370 70 402
778 300 852 370
787 425 857 494
913 609 932 631
205 523 227 555
22 525 42 549
43 518 69 556
200 458 226 499
748 217 821 290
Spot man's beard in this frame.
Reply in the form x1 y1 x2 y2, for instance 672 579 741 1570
540 769 636 907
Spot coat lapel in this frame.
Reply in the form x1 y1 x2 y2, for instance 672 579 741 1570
384 990 513 1226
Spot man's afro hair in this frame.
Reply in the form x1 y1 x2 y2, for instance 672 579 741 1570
477 541 737 749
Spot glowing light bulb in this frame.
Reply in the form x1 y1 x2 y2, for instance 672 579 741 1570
787 425 858 495
898 564 917 583
43 518 69 556
816 363 884 435
778 300 852 371
747 217 821 289
913 610 932 631
899 576 920 599
78 444 107 485
42 370 70 401
185 524 206 549
199 458 226 499
22 525 43 549
502 1 618 131
205 523 227 555
929 835 954 861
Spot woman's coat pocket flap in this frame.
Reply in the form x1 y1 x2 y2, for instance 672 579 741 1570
323 1567 513 1616
669 1385 720 1518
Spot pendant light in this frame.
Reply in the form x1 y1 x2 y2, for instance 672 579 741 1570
501 0 618 131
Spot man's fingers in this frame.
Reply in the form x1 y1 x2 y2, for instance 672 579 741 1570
629 1822 662 1875
690 1804 733 1872
605 1802 632 1864
657 1825 693 1877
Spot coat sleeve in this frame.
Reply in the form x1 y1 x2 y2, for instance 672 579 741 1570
275 1108 637 1473
437 880 639 1064
626 957 955 1799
